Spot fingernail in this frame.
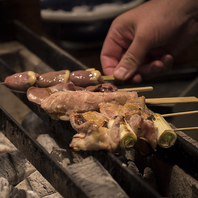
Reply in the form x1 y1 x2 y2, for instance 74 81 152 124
114 67 129 80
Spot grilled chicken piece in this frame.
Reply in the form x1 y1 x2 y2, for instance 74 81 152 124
69 112 120 151
85 83 117 92
125 113 158 150
125 96 150 119
40 90 138 121
27 82 78 105
99 96 148 120
27 82 118 106
69 125 111 151
70 111 108 133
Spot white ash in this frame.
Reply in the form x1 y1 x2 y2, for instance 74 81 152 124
42 192 63 198
0 177 39 198
142 167 158 191
16 170 61 198
50 148 71 168
0 132 17 154
36 134 59 153
168 165 198 198
0 150 36 186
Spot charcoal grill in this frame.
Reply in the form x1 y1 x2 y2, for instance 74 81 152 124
1 20 198 198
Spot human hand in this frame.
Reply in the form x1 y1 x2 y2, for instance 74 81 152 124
100 0 198 83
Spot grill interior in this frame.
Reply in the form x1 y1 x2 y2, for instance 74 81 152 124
0 20 198 198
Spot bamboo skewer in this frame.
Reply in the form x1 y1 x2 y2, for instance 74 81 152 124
102 75 115 81
162 110 198 117
118 86 153 92
173 127 198 132
145 96 198 104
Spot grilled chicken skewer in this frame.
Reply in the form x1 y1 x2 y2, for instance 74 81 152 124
1 69 104 92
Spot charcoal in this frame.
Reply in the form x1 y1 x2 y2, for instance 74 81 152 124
0 132 17 154
67 156 129 198
16 170 59 198
168 165 198 198
36 134 60 153
0 150 36 186
0 177 39 198
50 148 71 167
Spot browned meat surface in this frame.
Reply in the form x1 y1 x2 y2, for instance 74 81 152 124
125 114 157 149
69 70 104 87
99 103 129 119
85 83 117 92
69 112 121 152
99 96 149 120
27 87 51 105
36 70 70 87
4 71 39 92
27 82 79 105
40 91 138 121
69 125 111 151
27 82 118 106
70 111 108 133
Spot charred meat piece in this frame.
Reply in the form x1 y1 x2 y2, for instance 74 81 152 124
69 111 110 151
85 83 117 92
70 111 108 133
40 90 138 121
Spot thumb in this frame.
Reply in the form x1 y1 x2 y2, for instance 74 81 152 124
113 35 151 81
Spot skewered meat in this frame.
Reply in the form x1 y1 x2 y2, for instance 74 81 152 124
40 90 138 121
27 82 80 105
99 96 149 119
2 69 105 92
69 68 104 87
36 70 70 87
69 124 111 151
4 71 39 92
70 111 108 133
69 112 138 152
68 94 159 152
85 83 117 92
125 113 157 149
69 113 121 151
27 82 118 105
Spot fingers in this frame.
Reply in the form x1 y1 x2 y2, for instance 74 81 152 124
113 34 151 81
136 54 173 81
101 16 134 76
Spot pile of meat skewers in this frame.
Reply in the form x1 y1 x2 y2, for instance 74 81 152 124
2 69 177 155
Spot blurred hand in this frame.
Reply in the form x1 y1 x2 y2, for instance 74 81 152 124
100 0 198 83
